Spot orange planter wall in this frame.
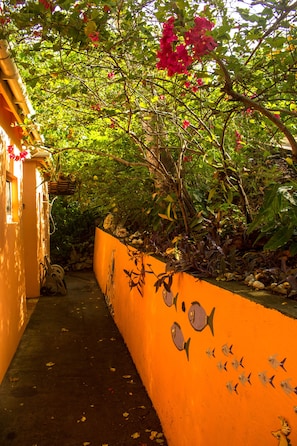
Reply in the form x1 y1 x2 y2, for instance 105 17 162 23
94 228 297 446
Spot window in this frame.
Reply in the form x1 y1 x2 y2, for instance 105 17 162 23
6 179 12 222
6 173 18 223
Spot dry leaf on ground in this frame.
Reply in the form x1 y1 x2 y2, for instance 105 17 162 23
46 362 55 367
9 377 19 382
131 432 140 439
77 415 87 423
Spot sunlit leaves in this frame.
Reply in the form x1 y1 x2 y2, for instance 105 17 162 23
2 0 297 247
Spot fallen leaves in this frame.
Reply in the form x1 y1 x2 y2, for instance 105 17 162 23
146 429 165 443
131 432 140 439
45 362 55 368
77 414 87 423
9 376 19 383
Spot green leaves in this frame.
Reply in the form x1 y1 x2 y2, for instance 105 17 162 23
2 0 297 261
248 183 297 251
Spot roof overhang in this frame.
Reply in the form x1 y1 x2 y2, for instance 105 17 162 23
0 40 44 148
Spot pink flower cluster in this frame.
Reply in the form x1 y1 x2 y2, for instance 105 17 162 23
91 103 101 112
184 76 204 92
7 145 29 161
235 130 243 152
156 17 192 76
184 17 217 58
88 31 99 46
39 0 54 12
157 16 217 76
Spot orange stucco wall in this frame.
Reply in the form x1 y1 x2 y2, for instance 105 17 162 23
94 228 297 446
0 124 27 384
0 100 50 383
23 160 50 298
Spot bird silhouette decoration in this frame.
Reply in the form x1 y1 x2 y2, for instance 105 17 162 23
271 417 291 446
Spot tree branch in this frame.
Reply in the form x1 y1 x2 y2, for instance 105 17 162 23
215 57 297 158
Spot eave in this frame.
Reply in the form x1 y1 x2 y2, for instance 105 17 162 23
0 39 43 150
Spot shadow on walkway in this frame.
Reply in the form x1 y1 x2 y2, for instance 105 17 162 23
0 272 167 446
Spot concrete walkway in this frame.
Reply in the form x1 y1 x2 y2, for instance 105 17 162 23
0 272 167 446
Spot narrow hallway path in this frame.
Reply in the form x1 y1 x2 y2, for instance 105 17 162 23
0 272 167 446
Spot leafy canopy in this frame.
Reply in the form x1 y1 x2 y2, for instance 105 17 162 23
1 0 297 264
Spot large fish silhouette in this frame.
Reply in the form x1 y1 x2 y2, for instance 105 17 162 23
188 301 215 335
171 322 191 360
163 288 178 308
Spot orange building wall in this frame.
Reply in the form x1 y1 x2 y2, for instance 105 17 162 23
23 160 50 298
0 125 27 384
94 228 297 446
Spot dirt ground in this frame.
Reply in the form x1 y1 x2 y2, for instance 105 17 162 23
0 271 167 446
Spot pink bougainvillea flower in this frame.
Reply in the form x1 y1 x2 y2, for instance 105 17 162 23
156 17 192 76
274 113 280 119
88 31 99 46
82 13 89 23
39 0 54 12
7 144 29 161
183 120 191 129
156 15 217 76
184 16 217 58
159 95 165 100
184 81 191 88
196 77 204 86
91 104 101 111
192 85 199 92
20 150 28 160
183 155 193 162
235 130 243 152
108 71 115 79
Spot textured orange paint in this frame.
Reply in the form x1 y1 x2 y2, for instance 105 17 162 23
94 228 297 446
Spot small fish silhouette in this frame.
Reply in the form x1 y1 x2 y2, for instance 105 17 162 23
268 355 287 371
163 289 178 308
217 361 228 372
222 343 233 356
232 357 244 370
206 348 215 358
271 417 291 446
226 381 238 394
238 372 252 386
188 302 215 335
258 371 275 387
171 322 191 360
280 379 297 395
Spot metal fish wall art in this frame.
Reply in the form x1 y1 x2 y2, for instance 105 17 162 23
171 322 191 360
188 301 215 335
